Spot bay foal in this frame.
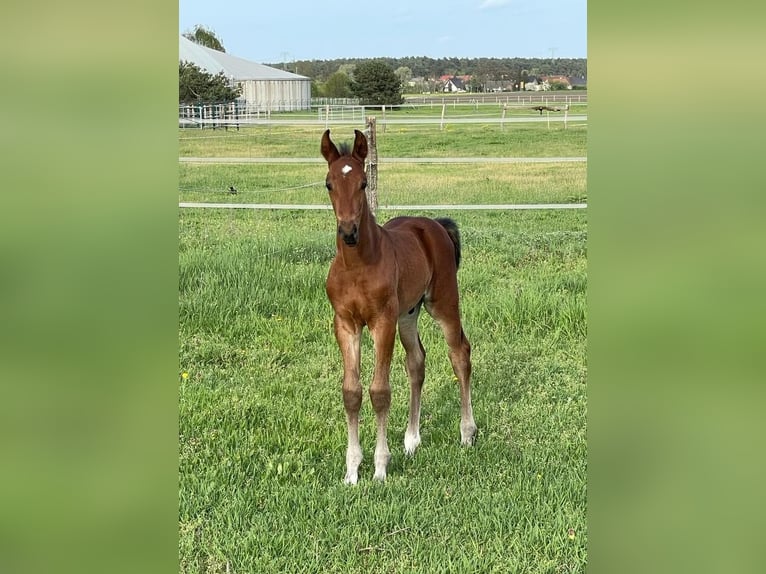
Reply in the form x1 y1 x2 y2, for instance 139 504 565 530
321 129 476 484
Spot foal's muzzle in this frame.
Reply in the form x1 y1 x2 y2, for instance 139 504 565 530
337 222 359 246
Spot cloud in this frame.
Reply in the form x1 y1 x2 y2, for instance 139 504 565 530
479 0 511 8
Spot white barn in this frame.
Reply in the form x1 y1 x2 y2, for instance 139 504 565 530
179 35 311 111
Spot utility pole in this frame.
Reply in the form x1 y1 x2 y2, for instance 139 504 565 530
279 51 291 71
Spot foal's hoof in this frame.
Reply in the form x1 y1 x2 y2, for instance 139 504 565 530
344 472 359 485
404 431 421 455
460 422 478 446
373 450 391 482
372 470 387 482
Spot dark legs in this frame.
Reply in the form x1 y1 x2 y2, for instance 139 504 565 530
335 289 475 484
426 299 477 446
334 316 363 484
398 304 426 455
446 324 477 445
369 317 396 481
335 311 397 483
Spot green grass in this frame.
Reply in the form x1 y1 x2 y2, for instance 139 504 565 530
178 121 587 207
179 162 587 206
179 208 587 573
178 119 587 572
179 119 587 159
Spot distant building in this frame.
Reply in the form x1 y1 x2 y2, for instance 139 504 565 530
526 75 588 91
543 75 571 88
179 35 311 111
567 76 587 89
523 77 545 91
442 76 470 93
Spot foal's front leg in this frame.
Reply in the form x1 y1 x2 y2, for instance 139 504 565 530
334 316 363 484
369 316 396 481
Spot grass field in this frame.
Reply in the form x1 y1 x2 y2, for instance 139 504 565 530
179 114 586 159
179 162 587 206
178 121 587 572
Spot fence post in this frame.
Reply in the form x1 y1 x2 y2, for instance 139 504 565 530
440 103 446 130
501 104 507 131
365 116 378 215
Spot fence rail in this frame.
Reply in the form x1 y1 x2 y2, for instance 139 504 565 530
405 92 587 105
179 93 588 129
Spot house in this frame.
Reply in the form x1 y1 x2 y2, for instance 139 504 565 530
530 75 588 91
442 76 468 93
523 77 546 91
543 75 571 89
567 76 587 89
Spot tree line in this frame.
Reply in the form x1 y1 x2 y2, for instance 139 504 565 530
273 56 585 85
182 26 585 83
271 56 585 99
179 26 586 105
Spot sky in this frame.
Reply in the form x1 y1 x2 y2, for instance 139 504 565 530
179 0 586 64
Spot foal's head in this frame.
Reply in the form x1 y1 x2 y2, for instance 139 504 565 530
320 129 369 247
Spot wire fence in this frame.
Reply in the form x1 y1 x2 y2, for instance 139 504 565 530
178 202 587 211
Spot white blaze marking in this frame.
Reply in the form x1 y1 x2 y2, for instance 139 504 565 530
341 164 353 175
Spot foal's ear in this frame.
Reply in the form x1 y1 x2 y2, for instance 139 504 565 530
352 129 368 163
320 129 340 165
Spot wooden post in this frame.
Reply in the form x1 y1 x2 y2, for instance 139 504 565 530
365 116 378 215
440 103 446 130
501 104 507 131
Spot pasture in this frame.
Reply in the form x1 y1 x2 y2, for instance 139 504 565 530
178 117 587 572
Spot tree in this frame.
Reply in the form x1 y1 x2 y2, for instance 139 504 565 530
183 25 225 52
310 79 323 98
467 77 484 93
323 71 352 98
337 63 356 79
178 62 240 103
394 66 413 90
350 61 403 106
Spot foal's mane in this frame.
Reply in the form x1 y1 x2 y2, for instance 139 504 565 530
337 141 352 156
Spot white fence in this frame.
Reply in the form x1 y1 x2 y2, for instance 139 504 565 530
179 94 588 129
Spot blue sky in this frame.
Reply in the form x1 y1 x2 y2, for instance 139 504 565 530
179 0 586 63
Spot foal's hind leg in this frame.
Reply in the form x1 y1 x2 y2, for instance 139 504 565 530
398 304 425 455
427 301 477 445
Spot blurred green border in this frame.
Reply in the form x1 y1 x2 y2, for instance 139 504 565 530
2 2 764 573
0 2 179 574
590 3 765 573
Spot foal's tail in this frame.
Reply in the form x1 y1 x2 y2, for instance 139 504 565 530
435 217 462 269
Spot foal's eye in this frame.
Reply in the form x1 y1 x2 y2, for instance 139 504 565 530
361 180 368 190
325 181 332 191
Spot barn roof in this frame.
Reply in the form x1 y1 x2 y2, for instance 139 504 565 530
179 35 309 81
